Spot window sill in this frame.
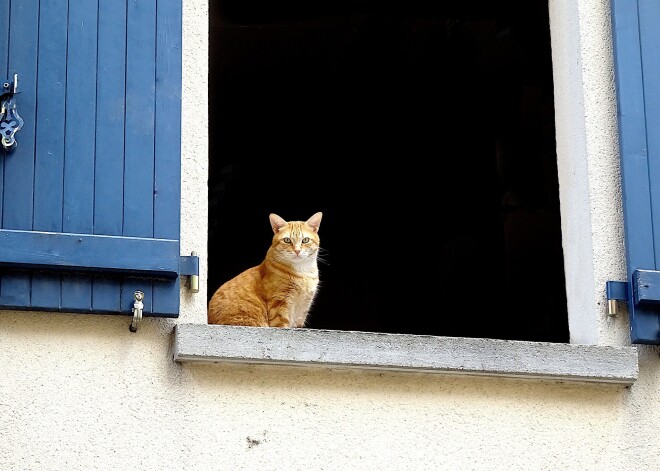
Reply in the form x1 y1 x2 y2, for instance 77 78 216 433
172 324 639 385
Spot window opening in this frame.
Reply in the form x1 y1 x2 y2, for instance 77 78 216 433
208 0 567 342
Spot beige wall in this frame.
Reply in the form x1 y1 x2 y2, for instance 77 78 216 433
1 1 659 470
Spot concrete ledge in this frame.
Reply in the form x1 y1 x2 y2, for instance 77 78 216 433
173 324 639 385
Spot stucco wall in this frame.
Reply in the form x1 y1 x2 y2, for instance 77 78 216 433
0 321 643 470
1 1 659 470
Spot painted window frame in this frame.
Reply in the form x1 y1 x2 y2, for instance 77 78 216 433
172 1 639 386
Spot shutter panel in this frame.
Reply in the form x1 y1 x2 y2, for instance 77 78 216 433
611 0 660 343
0 0 189 317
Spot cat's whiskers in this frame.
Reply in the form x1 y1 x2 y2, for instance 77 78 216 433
316 247 330 265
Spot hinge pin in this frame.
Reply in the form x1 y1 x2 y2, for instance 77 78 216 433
189 251 199 293
607 299 618 317
130 290 144 332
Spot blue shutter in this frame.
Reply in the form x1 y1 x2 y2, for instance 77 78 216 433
0 0 194 317
610 0 660 343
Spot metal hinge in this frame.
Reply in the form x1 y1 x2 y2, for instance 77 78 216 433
606 280 628 317
179 251 200 293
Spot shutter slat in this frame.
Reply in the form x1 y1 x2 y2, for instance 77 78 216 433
92 278 121 313
1 0 39 306
0 229 179 277
91 0 128 312
154 0 182 241
30 273 61 311
124 0 156 239
31 0 68 310
152 0 183 315
0 0 8 85
61 0 99 311
34 0 67 234
61 274 89 311
4 0 37 229
0 0 9 297
94 0 126 237
122 0 157 313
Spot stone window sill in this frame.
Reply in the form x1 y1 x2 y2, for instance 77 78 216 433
172 324 638 385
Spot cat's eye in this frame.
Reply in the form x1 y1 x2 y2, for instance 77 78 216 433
302 237 310 243
283 237 291 243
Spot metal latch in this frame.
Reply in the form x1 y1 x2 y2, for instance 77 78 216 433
0 74 23 151
130 290 144 333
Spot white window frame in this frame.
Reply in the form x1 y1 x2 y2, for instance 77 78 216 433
174 0 638 386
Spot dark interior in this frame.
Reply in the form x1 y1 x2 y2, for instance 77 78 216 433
208 0 569 342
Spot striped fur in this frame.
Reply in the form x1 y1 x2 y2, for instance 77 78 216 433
208 212 323 327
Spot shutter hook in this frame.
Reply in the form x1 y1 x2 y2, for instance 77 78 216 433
130 290 144 333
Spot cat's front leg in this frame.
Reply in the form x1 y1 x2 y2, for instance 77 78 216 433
291 304 311 327
293 312 309 328
266 299 293 327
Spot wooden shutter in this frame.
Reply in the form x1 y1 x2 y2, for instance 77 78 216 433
0 0 191 317
611 0 660 343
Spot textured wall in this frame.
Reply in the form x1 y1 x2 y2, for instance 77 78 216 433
0 322 638 470
0 1 659 470
179 0 210 326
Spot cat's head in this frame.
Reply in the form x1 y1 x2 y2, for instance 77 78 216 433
268 212 322 264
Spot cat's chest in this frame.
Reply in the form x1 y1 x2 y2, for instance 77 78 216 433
284 263 318 290
282 274 319 310
288 275 318 297
265 260 319 301
287 276 318 327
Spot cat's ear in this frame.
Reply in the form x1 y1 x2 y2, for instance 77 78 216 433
306 212 323 233
269 213 288 233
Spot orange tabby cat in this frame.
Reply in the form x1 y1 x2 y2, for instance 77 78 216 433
208 212 323 327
